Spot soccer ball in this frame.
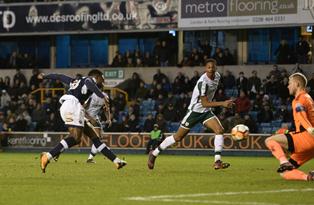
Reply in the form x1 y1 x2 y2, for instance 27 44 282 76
231 124 249 141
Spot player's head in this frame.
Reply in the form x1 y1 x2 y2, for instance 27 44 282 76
288 72 308 95
204 58 217 76
88 69 104 86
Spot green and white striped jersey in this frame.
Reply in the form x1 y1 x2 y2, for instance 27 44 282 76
188 72 220 113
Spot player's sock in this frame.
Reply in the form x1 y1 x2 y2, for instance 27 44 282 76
152 135 176 156
214 135 223 162
281 169 308 181
266 139 288 164
91 138 116 161
88 144 98 160
49 137 77 159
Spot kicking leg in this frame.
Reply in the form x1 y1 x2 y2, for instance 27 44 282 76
86 144 98 163
84 121 126 169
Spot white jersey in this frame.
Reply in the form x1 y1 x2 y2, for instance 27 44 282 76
188 72 221 113
86 93 105 119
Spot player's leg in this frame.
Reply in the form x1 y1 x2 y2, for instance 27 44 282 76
147 126 189 169
40 127 83 173
203 116 230 169
40 98 84 173
84 121 126 169
87 144 98 163
265 133 294 172
148 110 197 169
282 141 314 181
146 139 154 154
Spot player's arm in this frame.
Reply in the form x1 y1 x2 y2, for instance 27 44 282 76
295 101 314 135
38 73 73 85
200 96 234 108
103 98 112 128
84 78 107 99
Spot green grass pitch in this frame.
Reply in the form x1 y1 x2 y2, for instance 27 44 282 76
0 153 314 205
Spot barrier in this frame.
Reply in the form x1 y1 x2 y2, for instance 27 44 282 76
0 132 271 156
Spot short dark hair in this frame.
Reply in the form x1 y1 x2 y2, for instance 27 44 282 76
88 69 103 77
204 58 217 65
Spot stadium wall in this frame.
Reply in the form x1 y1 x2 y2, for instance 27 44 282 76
2 64 314 86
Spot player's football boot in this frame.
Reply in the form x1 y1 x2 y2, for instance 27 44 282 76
147 151 156 170
213 160 230 170
114 159 127 170
53 154 60 162
40 152 50 173
277 162 295 173
86 158 96 164
307 171 314 181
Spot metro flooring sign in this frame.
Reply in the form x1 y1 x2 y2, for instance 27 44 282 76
179 0 314 29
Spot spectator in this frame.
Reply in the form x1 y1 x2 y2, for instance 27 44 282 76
268 64 282 81
296 36 310 64
189 71 200 91
145 124 164 154
155 113 168 132
222 70 236 89
247 70 261 99
274 40 290 64
257 104 274 123
29 68 42 90
9 51 18 68
265 75 279 95
143 52 154 67
143 113 155 132
127 114 140 132
159 40 170 66
163 103 178 122
243 114 257 133
0 77 5 91
0 90 11 110
113 93 126 111
234 90 251 115
13 68 27 87
236 72 248 93
128 72 144 99
277 77 290 101
153 69 169 85
15 113 28 131
223 48 234 65
31 103 47 131
276 104 292 123
135 82 149 99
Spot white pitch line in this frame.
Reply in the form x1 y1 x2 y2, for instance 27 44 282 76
157 198 280 205
125 188 314 201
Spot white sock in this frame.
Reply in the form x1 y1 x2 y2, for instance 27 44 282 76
91 144 98 154
88 154 94 160
152 135 176 156
113 158 121 163
214 135 224 162
46 152 53 161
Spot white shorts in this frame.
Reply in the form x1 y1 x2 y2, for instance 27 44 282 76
59 95 85 127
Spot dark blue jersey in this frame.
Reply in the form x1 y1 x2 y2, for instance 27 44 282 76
44 73 105 104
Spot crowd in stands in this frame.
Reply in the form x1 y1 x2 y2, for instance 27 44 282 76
0 65 314 134
275 36 312 64
111 40 177 67
179 40 236 67
0 51 35 69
